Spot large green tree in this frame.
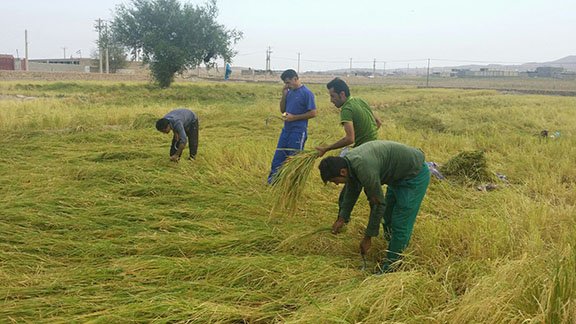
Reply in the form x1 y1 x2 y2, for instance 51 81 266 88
111 0 242 87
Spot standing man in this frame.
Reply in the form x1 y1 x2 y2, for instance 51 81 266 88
224 63 232 80
318 140 430 273
315 77 382 158
156 108 199 162
268 69 317 184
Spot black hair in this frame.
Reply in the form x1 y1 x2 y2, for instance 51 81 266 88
156 118 170 131
280 69 298 81
319 156 348 183
326 77 350 97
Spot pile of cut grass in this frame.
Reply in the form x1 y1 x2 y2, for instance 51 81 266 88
440 150 494 184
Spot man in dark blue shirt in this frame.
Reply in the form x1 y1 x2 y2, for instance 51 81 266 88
156 109 199 162
267 69 317 183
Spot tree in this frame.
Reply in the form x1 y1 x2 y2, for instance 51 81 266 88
111 0 242 88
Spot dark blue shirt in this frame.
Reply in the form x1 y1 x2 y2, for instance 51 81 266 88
284 85 316 131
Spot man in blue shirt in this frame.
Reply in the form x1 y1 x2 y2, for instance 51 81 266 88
156 108 199 162
268 69 317 184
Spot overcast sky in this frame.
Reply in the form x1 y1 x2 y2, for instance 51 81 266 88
1 0 574 71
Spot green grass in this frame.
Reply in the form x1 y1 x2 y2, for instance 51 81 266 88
1 80 575 323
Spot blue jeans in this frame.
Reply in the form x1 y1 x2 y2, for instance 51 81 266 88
267 128 307 184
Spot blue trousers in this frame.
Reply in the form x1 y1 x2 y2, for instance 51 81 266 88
267 128 307 184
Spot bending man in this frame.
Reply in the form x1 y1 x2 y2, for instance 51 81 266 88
319 140 430 273
156 108 199 162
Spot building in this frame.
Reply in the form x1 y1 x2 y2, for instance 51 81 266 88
28 58 92 73
534 66 564 78
450 68 519 78
0 54 16 70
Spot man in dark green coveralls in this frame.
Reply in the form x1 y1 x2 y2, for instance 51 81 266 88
319 140 430 273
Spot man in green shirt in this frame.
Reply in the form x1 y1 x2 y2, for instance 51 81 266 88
315 78 381 157
319 140 430 273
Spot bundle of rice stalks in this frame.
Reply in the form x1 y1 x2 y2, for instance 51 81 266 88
270 150 319 216
440 150 494 184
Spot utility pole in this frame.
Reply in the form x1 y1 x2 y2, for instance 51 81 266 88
62 47 67 59
426 58 431 87
349 58 352 76
372 58 376 77
104 22 110 74
105 47 109 74
297 52 301 74
265 46 272 72
382 61 386 77
96 18 103 73
24 29 29 71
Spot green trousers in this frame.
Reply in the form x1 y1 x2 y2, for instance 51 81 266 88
380 162 430 271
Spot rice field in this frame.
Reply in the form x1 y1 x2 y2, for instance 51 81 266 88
0 80 575 323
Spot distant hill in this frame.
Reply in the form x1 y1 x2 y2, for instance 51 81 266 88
550 55 576 64
316 55 576 74
518 55 576 72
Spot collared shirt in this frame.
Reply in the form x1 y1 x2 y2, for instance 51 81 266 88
164 109 197 147
340 97 378 147
339 141 425 226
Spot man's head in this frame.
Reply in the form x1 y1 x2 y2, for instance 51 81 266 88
326 78 350 108
155 118 171 133
319 156 349 184
281 69 300 90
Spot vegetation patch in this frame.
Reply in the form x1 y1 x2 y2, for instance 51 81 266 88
440 150 494 183
1 80 575 322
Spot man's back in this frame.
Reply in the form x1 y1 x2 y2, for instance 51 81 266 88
346 140 425 185
164 109 197 129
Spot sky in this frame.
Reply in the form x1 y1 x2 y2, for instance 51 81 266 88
1 0 575 71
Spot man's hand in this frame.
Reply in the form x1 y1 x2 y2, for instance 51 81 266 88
331 216 346 234
170 155 180 162
282 84 289 96
283 112 296 122
315 146 329 157
360 236 372 255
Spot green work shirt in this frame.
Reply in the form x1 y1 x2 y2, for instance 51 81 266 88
340 141 425 233
340 97 378 147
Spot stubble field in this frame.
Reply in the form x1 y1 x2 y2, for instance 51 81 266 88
0 80 575 323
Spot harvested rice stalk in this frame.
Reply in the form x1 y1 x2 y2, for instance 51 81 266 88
440 150 494 184
270 150 319 216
